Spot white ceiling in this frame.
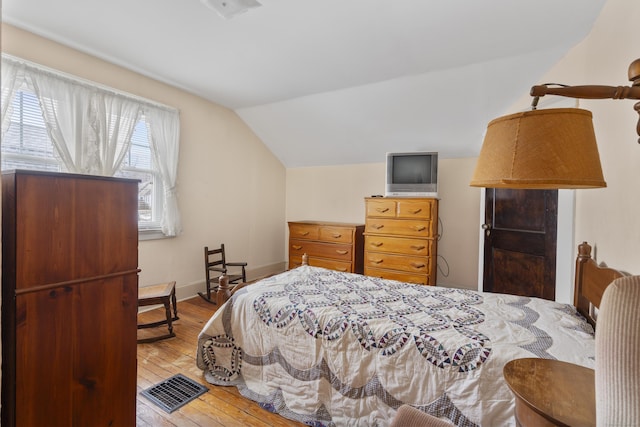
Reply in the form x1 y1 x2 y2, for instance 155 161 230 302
2 0 607 167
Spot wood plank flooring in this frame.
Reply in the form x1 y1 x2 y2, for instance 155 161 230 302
136 296 304 427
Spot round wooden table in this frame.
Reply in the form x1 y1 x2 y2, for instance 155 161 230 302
503 358 595 427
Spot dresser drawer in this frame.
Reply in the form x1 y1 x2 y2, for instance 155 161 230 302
365 235 432 256
319 225 354 244
365 199 397 218
364 267 432 286
289 223 320 240
291 256 352 272
313 258 351 272
288 221 364 274
289 240 354 261
396 199 434 219
365 218 433 238
364 252 432 274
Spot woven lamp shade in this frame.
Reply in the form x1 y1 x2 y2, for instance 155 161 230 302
470 108 606 189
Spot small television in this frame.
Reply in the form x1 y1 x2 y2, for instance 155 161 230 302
385 151 438 197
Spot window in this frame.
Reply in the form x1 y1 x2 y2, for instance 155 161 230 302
1 55 181 237
115 117 163 230
1 88 161 232
2 90 59 172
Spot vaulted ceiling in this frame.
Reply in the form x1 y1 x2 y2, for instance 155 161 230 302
2 0 607 167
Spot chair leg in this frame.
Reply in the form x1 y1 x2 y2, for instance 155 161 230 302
171 289 179 320
198 291 217 304
137 298 177 344
198 280 217 304
164 300 174 335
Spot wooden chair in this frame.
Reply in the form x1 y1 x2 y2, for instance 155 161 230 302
199 244 247 304
595 275 640 426
390 405 454 427
137 281 179 343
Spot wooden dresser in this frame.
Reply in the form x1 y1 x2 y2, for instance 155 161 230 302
1 170 139 427
364 197 438 285
288 221 364 273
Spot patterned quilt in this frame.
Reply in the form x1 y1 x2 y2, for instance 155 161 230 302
196 266 595 426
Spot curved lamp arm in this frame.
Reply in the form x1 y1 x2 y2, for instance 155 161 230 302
529 58 640 142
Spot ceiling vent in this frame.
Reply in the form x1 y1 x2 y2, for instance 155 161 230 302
201 0 262 19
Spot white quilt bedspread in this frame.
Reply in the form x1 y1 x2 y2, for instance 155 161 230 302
196 266 595 426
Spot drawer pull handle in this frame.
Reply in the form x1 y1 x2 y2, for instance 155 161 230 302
372 224 384 230
299 231 310 236
370 258 384 264
410 262 426 269
376 207 390 213
414 226 426 232
370 242 383 247
332 233 342 238
336 250 348 255
410 208 423 214
337 267 348 272
410 245 426 251
292 245 303 250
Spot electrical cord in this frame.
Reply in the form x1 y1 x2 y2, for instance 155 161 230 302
436 216 449 277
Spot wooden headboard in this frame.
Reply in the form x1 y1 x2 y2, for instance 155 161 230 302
574 241 625 327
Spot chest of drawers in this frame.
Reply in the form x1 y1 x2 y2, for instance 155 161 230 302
288 221 364 273
364 197 438 285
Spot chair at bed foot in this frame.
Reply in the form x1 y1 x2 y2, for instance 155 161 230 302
199 244 247 304
595 275 640 426
390 405 454 427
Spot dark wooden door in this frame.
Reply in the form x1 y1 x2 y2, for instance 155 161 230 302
483 189 558 300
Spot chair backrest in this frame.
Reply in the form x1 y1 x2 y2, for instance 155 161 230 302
205 244 226 270
204 244 227 288
595 275 640 426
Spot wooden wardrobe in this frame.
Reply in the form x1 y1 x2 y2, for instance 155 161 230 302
1 170 140 427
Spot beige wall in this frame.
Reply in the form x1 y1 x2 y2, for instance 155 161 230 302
286 158 481 289
1 24 288 299
3 0 639 298
508 0 640 277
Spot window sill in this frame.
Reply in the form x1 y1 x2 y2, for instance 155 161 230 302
139 229 172 241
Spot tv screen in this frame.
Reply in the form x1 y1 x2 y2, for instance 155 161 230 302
385 152 438 197
392 155 433 184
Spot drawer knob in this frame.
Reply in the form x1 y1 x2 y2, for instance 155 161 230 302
370 242 383 247
411 262 426 269
372 224 384 230
410 245 426 251
332 233 342 238
376 207 390 213
292 245 303 250
370 258 383 264
336 250 348 255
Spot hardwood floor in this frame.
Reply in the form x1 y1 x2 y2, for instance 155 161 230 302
136 296 304 427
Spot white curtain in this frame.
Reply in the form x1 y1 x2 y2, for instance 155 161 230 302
30 70 96 173
2 55 182 237
1 59 25 138
24 64 142 176
92 92 141 176
146 106 182 237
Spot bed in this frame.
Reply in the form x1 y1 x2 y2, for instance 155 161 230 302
196 242 624 426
